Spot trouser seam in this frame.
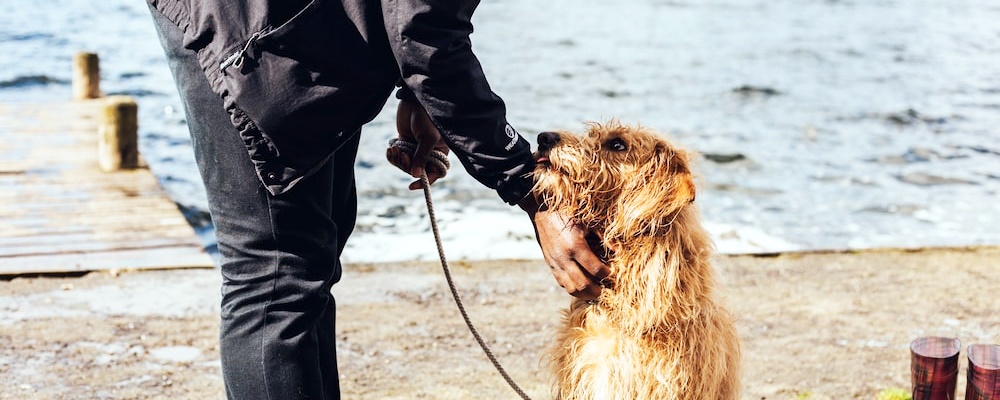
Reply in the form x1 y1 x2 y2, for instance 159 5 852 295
261 191 281 400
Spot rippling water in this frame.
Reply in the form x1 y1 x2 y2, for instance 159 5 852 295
2 0 999 261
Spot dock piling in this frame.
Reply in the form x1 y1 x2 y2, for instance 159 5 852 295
0 52 213 276
98 96 140 172
72 52 101 100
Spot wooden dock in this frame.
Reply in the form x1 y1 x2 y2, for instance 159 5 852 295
0 100 214 276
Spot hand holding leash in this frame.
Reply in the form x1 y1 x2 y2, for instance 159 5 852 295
387 98 450 190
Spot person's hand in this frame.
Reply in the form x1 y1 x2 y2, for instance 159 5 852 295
520 196 611 300
386 98 450 190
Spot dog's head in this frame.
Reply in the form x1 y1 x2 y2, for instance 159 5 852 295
532 121 696 239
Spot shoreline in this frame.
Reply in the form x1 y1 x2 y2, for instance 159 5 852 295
2 246 998 399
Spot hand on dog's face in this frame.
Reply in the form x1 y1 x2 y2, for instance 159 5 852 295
533 122 696 244
530 208 612 299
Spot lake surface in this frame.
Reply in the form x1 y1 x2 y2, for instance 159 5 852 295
2 0 998 262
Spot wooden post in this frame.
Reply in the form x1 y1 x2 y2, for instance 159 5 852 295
98 96 140 171
73 52 100 100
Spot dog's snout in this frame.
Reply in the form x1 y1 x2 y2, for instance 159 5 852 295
537 131 561 151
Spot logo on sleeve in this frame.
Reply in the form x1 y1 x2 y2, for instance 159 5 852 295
503 124 519 151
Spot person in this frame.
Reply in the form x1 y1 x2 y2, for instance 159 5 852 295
146 0 610 399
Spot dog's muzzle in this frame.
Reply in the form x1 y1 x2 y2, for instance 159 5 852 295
536 131 561 152
534 131 561 166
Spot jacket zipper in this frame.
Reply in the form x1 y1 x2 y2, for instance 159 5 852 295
219 29 270 72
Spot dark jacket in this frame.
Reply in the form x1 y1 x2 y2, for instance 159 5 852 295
148 0 534 204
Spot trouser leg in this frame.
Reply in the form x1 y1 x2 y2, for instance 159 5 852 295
149 7 359 400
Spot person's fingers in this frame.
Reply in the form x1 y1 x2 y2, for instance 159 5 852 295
573 280 602 299
551 259 602 299
544 243 602 299
407 171 445 190
393 99 449 188
407 104 445 178
572 246 612 288
425 160 447 179
426 172 442 185
546 262 571 290
531 209 610 299
386 146 412 172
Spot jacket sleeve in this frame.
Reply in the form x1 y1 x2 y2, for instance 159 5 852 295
382 0 535 205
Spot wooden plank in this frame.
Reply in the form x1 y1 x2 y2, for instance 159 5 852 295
0 237 203 258
0 100 214 276
0 231 197 247
0 247 215 274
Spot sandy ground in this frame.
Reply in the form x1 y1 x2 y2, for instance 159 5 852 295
1 246 998 400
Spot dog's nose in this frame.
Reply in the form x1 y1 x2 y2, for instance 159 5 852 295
537 131 561 151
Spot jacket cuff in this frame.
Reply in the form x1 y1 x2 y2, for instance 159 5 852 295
395 86 417 102
496 171 535 206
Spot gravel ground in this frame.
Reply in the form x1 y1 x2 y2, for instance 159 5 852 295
1 246 998 399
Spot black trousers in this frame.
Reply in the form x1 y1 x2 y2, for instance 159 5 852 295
150 7 357 400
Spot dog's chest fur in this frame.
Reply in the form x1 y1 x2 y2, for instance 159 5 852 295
551 235 739 400
561 295 696 399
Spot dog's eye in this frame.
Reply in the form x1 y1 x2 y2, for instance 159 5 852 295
605 138 628 152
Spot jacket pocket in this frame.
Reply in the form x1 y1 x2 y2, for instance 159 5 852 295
217 0 394 173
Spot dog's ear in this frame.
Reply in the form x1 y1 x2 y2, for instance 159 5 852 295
610 143 695 237
665 145 696 205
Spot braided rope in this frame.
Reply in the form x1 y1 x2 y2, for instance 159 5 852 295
418 173 533 400
388 138 451 176
388 138 532 399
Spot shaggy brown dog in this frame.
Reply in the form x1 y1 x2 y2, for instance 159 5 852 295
532 122 740 400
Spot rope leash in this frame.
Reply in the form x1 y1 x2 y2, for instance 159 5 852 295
390 139 533 400
388 138 452 176
418 173 533 400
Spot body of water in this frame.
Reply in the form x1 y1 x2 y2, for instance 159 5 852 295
2 0 998 262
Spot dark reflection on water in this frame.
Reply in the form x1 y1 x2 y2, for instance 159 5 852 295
0 75 68 89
